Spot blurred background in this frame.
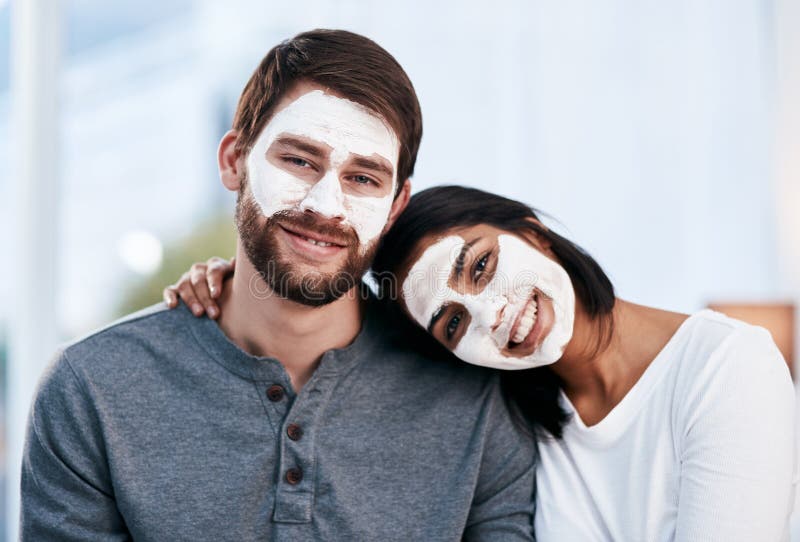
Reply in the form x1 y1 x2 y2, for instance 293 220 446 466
2 0 799 540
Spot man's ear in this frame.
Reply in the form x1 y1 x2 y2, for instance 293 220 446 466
218 130 243 192
383 179 412 233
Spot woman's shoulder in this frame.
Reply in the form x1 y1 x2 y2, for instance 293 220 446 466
669 309 793 415
678 309 784 367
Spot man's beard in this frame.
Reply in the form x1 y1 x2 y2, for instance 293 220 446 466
235 183 378 307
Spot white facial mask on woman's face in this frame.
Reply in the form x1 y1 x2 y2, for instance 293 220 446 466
402 234 576 370
245 89 400 250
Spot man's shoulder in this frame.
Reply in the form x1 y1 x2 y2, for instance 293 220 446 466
59 302 197 379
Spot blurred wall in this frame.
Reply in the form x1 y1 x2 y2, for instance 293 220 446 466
0 0 792 336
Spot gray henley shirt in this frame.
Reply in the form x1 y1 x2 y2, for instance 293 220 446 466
21 298 536 541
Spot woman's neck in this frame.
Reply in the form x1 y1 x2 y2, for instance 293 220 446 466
550 299 688 426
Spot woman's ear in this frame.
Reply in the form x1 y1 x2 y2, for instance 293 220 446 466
521 216 554 254
218 130 243 192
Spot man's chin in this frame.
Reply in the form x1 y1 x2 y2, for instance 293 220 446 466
237 204 375 307
276 274 361 307
289 258 350 276
253 256 362 306
283 287 355 308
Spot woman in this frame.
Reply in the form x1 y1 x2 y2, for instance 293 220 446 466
166 185 796 541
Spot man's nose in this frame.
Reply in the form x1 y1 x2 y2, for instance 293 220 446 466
298 172 346 221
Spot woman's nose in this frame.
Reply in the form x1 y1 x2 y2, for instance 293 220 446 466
491 304 507 332
468 294 508 330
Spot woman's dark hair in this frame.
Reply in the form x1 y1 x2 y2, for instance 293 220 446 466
371 185 616 439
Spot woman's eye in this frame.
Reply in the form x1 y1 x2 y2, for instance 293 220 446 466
445 313 462 340
473 254 489 279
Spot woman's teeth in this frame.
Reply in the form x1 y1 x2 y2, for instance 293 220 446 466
511 296 538 344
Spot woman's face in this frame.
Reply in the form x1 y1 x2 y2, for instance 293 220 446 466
399 223 576 370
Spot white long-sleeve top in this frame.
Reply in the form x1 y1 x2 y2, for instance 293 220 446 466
535 310 797 542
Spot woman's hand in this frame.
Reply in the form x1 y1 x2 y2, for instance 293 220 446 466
163 257 235 319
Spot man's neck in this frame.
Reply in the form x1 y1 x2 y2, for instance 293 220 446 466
216 246 364 392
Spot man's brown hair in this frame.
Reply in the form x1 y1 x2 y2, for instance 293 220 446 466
232 29 423 187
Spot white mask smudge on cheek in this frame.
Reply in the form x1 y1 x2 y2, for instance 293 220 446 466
402 234 576 370
245 90 400 250
402 235 465 327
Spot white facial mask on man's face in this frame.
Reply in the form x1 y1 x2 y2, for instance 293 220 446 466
402 234 576 370
245 89 400 250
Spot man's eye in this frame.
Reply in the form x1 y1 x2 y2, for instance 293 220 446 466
285 157 311 168
351 175 375 185
446 313 462 340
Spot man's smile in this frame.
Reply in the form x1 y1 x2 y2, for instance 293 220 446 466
277 223 348 261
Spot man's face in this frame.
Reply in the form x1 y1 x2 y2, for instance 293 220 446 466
235 83 401 306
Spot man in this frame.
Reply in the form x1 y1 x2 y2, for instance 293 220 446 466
21 29 535 541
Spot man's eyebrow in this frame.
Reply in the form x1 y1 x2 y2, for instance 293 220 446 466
350 156 394 178
451 239 480 281
273 136 327 158
427 304 447 333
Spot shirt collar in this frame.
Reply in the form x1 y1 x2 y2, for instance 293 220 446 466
184 285 383 382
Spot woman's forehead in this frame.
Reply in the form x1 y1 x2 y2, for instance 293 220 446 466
400 235 463 325
399 225 504 312
408 224 494 260
406 224 502 268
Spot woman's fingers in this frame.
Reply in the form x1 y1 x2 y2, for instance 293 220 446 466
206 257 234 299
164 257 233 319
174 271 205 316
188 264 219 318
163 286 178 308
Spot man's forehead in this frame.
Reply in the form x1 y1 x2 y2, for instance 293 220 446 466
259 89 400 165
269 91 396 138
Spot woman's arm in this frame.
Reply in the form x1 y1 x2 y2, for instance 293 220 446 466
163 257 235 319
675 326 796 541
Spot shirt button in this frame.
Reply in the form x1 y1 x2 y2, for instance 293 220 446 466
286 424 303 441
285 467 303 485
266 385 285 402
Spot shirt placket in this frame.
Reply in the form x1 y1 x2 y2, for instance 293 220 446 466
272 350 340 523
255 372 295 437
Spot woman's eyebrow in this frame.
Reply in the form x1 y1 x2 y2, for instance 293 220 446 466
427 305 446 333
426 237 481 332
451 238 481 281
